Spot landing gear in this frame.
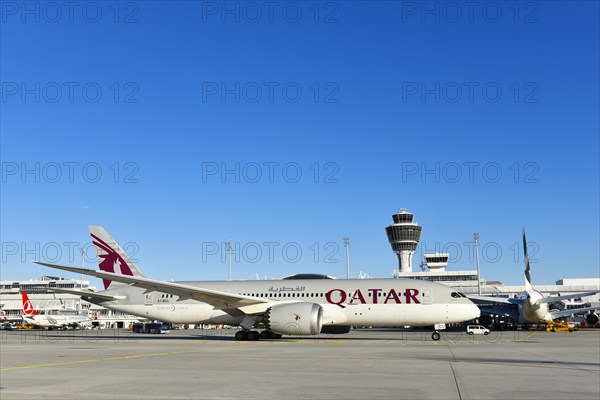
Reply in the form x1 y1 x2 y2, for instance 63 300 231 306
259 330 271 340
235 330 248 341
235 330 282 341
259 330 282 340
431 331 441 341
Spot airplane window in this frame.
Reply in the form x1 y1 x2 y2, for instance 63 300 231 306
451 292 461 298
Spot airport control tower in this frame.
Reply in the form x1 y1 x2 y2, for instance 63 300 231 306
385 209 422 273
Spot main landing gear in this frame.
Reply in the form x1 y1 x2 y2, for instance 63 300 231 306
235 330 283 341
431 331 441 341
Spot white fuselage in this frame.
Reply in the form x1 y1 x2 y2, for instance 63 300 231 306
23 314 89 328
91 278 480 328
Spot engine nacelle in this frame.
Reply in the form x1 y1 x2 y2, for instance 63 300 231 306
585 312 599 326
320 325 351 334
264 302 323 336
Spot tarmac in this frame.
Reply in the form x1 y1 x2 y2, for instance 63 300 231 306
1 328 599 400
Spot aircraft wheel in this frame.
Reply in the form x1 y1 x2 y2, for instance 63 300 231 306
260 330 272 340
431 332 441 341
247 331 260 341
235 330 248 341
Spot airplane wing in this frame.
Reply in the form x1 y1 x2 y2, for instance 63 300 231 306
34 261 271 315
548 306 600 320
45 287 126 302
537 291 599 304
468 295 524 305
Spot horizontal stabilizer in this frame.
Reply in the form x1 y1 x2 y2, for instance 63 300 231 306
538 291 599 304
548 306 600 321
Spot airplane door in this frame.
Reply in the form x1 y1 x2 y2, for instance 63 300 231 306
421 288 433 304
144 293 153 306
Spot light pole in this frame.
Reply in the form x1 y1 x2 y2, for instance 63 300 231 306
343 237 350 279
226 241 232 281
79 247 85 313
474 232 481 295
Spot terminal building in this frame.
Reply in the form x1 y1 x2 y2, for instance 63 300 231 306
0 276 140 328
387 209 600 310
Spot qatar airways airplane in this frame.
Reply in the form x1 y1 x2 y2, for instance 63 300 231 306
34 226 480 341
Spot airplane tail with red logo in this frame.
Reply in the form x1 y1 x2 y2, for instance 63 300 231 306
89 226 146 289
21 291 40 317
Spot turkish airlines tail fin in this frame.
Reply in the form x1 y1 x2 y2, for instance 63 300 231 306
21 291 40 317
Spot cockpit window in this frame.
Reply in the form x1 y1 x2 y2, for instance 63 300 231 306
451 292 461 298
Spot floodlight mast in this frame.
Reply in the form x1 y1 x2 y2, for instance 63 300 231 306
344 237 350 279
474 232 481 295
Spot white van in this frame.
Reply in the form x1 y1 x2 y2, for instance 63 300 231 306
466 325 490 335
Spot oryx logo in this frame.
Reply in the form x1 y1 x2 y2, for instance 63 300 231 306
91 233 134 289
292 313 301 321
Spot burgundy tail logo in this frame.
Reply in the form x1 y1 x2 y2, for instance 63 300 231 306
91 233 134 289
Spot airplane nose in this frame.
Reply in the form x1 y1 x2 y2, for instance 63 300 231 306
471 304 481 320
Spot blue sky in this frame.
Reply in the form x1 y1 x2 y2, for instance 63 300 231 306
1 1 598 286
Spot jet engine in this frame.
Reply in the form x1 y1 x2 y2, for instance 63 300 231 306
264 302 323 336
585 312 599 326
320 325 351 334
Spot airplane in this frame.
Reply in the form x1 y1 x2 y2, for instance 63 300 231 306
0 310 17 329
470 229 599 326
20 291 90 329
33 226 480 341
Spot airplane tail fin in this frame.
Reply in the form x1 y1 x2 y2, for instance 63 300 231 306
522 227 532 291
21 291 40 317
89 226 146 289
